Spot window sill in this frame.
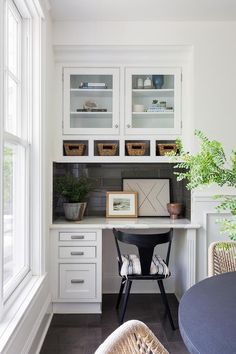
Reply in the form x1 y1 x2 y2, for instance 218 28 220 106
0 274 47 352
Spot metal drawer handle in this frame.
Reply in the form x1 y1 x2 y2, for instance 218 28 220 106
70 252 84 256
71 279 84 284
71 235 84 240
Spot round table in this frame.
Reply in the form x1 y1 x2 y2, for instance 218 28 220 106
179 272 236 354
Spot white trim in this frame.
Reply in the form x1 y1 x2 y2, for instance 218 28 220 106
0 275 46 353
21 294 52 354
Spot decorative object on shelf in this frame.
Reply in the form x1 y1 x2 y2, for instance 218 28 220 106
106 191 138 218
133 104 145 112
126 142 147 156
123 178 170 216
152 75 164 89
83 100 97 111
137 77 144 89
79 82 107 89
175 130 236 240
167 202 183 219
54 174 93 221
97 143 118 156
160 101 166 108
76 108 107 112
157 143 177 156
64 142 86 156
143 76 152 89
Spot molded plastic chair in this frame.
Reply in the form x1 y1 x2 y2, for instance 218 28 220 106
208 241 236 276
113 228 175 329
94 319 169 354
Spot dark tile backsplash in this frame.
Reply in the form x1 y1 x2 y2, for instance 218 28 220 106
53 163 191 220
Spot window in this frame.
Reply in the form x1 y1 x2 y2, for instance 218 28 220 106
3 0 31 299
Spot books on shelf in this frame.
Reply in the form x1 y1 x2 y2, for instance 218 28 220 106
79 82 108 89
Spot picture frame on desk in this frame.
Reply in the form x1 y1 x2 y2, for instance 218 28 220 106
122 178 170 216
106 191 138 218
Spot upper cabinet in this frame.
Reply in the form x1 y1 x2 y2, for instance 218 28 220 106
125 67 181 135
63 67 120 135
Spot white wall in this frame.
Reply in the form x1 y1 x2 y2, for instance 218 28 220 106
53 20 236 154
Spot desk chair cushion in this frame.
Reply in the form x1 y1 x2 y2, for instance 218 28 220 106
120 254 170 277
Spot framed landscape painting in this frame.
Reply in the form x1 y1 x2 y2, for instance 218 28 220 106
106 191 138 218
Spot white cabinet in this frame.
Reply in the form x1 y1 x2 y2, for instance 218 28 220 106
51 228 102 313
63 67 120 135
125 67 182 135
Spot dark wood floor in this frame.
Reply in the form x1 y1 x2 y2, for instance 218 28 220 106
40 294 188 354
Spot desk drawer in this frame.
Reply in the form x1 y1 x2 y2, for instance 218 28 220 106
59 232 96 242
59 264 96 299
59 246 96 259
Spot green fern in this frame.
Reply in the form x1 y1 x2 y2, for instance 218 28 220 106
174 130 236 239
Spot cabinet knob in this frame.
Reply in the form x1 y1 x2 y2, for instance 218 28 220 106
114 124 119 128
127 124 131 128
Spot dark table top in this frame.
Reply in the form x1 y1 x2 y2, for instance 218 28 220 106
179 272 236 354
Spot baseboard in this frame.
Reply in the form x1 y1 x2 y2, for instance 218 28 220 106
53 302 102 314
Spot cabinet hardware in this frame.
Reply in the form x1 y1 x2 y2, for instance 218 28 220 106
115 124 118 128
70 252 84 256
71 235 84 239
127 124 131 128
71 279 84 284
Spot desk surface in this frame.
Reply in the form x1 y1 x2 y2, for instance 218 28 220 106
51 216 200 229
179 272 236 354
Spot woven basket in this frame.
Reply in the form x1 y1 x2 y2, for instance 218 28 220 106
64 143 85 156
97 143 118 156
157 143 177 156
126 142 146 156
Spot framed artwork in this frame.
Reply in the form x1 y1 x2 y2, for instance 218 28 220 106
123 178 170 216
106 191 138 218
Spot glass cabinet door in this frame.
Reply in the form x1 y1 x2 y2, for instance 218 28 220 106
125 67 181 135
63 68 119 134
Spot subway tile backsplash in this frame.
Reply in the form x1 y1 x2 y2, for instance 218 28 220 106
53 163 191 220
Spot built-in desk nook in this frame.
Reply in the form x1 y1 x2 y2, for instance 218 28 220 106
50 217 200 314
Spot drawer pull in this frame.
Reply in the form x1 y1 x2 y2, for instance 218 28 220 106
71 235 84 240
70 251 84 256
71 279 84 284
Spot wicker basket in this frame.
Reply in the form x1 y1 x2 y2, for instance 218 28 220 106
157 143 177 156
126 142 146 156
97 143 118 156
64 143 85 156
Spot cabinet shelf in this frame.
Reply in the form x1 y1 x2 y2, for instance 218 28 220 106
70 89 113 92
132 89 174 97
132 111 174 115
71 112 112 115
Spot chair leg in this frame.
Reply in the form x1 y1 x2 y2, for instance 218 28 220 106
116 278 126 310
119 279 132 324
157 280 175 330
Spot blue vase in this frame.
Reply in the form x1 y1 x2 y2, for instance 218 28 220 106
152 75 164 89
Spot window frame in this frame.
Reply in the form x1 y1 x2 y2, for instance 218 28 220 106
0 0 44 316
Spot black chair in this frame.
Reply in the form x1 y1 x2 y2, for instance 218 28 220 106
113 228 175 330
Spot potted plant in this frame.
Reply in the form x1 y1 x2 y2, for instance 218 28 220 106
54 174 93 221
174 130 236 240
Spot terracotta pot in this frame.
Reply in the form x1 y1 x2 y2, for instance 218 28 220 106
167 203 183 219
63 202 87 221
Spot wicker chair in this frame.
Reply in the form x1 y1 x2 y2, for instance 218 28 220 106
94 320 169 354
208 241 236 276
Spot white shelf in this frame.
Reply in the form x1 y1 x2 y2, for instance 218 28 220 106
132 111 174 115
70 111 112 115
70 89 113 92
132 89 174 97
55 156 183 163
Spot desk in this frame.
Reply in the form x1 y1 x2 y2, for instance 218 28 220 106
50 217 200 313
179 272 236 354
